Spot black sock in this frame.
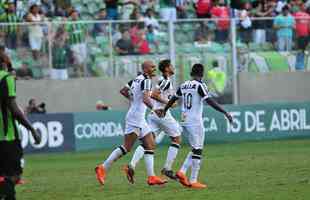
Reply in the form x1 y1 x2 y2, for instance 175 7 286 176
0 178 16 200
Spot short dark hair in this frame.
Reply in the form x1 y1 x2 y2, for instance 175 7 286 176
158 59 171 73
191 63 204 77
283 5 290 12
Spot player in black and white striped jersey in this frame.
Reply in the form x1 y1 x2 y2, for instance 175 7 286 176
95 60 167 186
126 59 183 181
159 63 233 189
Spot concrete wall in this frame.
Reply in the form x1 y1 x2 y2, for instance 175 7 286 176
238 71 310 104
17 77 130 113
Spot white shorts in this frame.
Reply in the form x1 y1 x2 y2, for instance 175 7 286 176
147 112 181 138
183 124 205 149
29 35 42 50
70 43 87 65
125 121 152 139
50 69 68 80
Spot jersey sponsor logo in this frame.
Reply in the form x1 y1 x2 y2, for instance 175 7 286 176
74 122 124 139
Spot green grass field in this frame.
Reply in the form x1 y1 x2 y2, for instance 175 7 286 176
17 139 310 200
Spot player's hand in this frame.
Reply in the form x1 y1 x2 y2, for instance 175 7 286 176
154 109 166 118
225 112 233 124
30 128 41 145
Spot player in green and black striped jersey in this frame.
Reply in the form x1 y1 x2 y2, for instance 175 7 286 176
0 54 40 200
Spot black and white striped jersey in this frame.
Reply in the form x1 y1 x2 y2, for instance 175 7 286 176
153 76 174 111
125 74 152 126
176 79 210 125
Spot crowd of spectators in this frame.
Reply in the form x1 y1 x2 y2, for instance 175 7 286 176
0 0 309 79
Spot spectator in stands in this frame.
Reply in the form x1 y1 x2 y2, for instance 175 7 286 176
239 2 253 45
144 8 160 31
273 5 295 51
41 0 55 17
65 10 88 77
16 62 34 80
194 23 209 43
93 8 108 36
51 28 68 80
194 0 213 18
26 4 44 60
130 6 144 21
131 23 150 54
115 29 134 55
159 0 177 21
210 0 230 43
176 0 189 18
121 0 137 20
293 5 310 70
146 25 159 51
25 98 46 114
0 2 21 50
105 0 119 20
252 0 273 44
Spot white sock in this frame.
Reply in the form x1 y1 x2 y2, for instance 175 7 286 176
180 152 192 174
164 143 180 170
144 150 155 176
130 145 145 169
155 131 165 144
190 155 202 183
103 146 127 171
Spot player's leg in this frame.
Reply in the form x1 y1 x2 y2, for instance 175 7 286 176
141 132 167 185
161 117 182 179
188 125 207 189
128 114 159 170
175 126 191 187
139 122 168 185
0 177 16 200
0 140 23 200
95 126 138 185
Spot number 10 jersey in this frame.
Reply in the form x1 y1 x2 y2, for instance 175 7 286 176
175 80 210 126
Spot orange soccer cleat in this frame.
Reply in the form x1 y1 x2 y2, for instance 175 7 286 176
175 171 191 187
95 164 106 185
123 164 135 184
190 182 208 189
147 176 168 186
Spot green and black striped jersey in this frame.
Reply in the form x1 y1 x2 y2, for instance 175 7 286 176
0 70 19 141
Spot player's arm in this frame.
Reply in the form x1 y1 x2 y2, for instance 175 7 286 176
5 76 41 144
159 87 181 117
150 88 168 104
163 95 179 113
120 80 133 100
199 83 233 124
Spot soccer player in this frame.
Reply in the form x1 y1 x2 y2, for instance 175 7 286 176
95 60 167 186
159 63 233 189
124 59 182 182
0 54 40 200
